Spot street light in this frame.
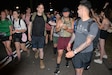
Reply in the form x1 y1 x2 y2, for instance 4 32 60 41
16 6 19 9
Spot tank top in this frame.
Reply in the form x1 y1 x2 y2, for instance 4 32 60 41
59 17 72 37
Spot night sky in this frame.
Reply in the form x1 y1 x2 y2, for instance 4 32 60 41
0 0 111 12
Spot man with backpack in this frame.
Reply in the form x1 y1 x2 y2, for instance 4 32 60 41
66 0 98 75
28 3 47 69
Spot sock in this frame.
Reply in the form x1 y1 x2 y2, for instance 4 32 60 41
53 47 57 54
40 59 43 60
56 64 60 68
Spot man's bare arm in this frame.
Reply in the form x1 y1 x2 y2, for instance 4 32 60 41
74 35 95 53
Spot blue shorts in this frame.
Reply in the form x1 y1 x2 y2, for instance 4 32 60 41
32 36 45 49
72 52 92 69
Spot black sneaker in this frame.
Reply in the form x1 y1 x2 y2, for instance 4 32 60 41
54 68 60 75
66 61 69 68
84 65 90 70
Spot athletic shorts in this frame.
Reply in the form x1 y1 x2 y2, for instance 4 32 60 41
46 30 51 35
0 36 10 41
32 36 45 49
100 30 108 40
53 36 58 44
13 33 25 43
72 52 92 69
57 37 70 50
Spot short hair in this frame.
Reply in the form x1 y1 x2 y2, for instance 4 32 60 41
80 0 92 10
37 3 44 8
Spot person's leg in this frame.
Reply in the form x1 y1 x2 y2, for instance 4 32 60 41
38 48 45 69
75 68 84 75
57 50 64 66
15 42 21 61
100 39 107 59
32 36 39 58
37 36 45 69
5 41 13 55
53 37 58 54
20 43 30 56
54 49 63 73
53 43 57 54
50 27 53 42
45 34 48 44
39 48 44 59
2 41 11 56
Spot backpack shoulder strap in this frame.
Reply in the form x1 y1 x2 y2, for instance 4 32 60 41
19 19 21 26
75 18 80 29
87 20 95 32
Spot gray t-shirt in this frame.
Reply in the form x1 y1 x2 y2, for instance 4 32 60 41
73 19 98 53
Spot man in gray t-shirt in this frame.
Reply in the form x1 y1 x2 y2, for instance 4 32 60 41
66 0 98 75
73 19 98 53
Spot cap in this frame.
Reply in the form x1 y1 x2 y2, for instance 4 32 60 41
62 7 70 12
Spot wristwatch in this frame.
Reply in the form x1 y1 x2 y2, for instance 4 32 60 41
73 50 77 55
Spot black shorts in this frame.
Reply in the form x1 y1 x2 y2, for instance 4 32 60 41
13 33 25 43
46 30 51 35
0 36 10 41
72 52 92 69
100 30 108 40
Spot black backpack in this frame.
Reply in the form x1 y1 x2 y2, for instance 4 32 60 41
74 18 95 33
13 19 27 29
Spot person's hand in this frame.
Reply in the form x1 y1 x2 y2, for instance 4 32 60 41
105 2 109 6
67 43 71 52
62 25 68 30
12 30 18 34
12 31 16 34
66 51 75 58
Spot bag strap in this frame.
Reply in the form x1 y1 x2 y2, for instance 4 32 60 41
75 19 95 36
87 20 95 32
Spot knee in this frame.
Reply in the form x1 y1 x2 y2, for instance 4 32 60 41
6 45 11 50
57 53 63 57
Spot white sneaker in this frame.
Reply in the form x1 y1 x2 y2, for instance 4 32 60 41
94 59 103 64
103 55 108 59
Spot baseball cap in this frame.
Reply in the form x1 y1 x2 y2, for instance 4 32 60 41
62 7 70 12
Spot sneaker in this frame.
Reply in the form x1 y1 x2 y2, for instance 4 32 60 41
66 62 69 68
95 52 100 57
84 65 90 70
94 59 103 64
54 68 60 74
103 55 108 59
35 50 39 59
40 60 45 69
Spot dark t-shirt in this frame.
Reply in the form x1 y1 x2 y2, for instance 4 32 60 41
32 15 45 36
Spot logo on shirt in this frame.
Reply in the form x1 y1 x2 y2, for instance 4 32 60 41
76 24 87 33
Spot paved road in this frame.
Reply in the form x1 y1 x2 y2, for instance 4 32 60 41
0 42 111 75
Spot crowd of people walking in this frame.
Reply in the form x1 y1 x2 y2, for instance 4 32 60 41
0 0 112 75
